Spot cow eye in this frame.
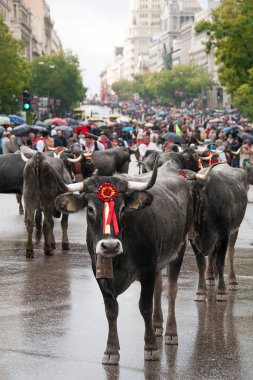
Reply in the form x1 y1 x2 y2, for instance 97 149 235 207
87 206 94 215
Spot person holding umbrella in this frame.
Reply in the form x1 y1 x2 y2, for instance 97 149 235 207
1 131 15 154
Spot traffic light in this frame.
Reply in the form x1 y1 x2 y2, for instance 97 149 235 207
216 87 223 101
23 90 30 111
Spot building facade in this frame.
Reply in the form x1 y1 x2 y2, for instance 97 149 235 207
0 0 12 27
1 0 62 61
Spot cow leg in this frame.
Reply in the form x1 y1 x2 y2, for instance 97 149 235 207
227 231 239 290
50 218 56 249
43 213 53 255
215 238 229 301
191 241 207 301
153 271 164 336
16 194 24 215
165 243 185 345
35 209 43 243
61 213 70 250
25 209 35 258
206 250 215 286
101 293 120 365
139 272 159 361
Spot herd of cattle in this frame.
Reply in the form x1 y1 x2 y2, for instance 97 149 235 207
0 145 252 365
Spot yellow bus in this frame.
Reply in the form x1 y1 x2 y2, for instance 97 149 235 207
72 108 85 120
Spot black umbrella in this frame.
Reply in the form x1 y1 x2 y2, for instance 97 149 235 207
11 124 31 136
161 132 185 144
238 131 253 143
35 120 48 127
31 125 50 135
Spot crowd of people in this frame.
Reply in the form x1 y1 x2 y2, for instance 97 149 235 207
0 103 253 169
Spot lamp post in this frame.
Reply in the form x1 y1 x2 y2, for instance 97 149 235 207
37 62 55 116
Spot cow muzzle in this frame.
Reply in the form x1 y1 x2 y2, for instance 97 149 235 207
95 238 123 280
96 238 123 257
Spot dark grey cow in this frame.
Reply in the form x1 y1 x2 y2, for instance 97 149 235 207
141 148 200 173
191 164 248 301
245 162 253 185
0 153 31 214
67 146 131 176
22 151 74 257
55 161 213 364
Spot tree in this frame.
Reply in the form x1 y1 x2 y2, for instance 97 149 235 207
30 51 87 113
111 79 135 100
195 0 253 116
0 16 30 114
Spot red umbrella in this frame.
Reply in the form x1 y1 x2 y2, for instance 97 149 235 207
75 125 90 135
51 117 68 126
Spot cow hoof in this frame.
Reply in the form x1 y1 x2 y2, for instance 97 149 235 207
206 279 215 286
102 354 120 365
228 283 238 291
44 250 53 256
51 243 56 249
19 209 24 215
155 328 163 337
62 243 70 251
194 293 207 302
144 350 159 361
165 335 178 345
26 251 34 258
216 293 228 302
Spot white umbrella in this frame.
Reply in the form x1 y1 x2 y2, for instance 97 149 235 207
0 116 11 125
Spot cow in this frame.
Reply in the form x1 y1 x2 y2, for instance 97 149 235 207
141 148 200 173
55 160 214 364
245 162 253 185
21 151 75 257
66 145 131 176
190 164 248 302
0 153 31 214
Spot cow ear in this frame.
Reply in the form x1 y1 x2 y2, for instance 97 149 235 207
124 191 153 210
55 193 87 214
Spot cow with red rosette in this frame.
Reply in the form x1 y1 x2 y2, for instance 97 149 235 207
55 160 215 365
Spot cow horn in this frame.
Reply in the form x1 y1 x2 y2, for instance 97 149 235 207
83 152 93 160
177 145 183 153
67 154 83 163
127 158 158 190
200 156 212 161
66 182 84 192
196 162 224 181
20 150 29 162
48 147 57 151
136 161 152 172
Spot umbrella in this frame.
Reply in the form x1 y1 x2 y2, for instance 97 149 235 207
31 126 50 134
0 126 5 132
122 126 134 132
8 115 25 125
65 117 79 126
51 118 68 126
0 116 11 125
145 122 154 127
238 132 253 143
55 125 73 134
117 116 131 123
75 126 90 135
36 120 48 127
44 119 53 125
11 124 31 136
161 132 185 144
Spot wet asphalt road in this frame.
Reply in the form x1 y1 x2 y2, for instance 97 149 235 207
0 167 253 379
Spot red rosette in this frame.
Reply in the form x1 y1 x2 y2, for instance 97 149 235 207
179 171 187 179
98 183 118 202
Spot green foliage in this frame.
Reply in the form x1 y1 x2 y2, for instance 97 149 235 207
0 16 30 114
112 64 213 106
111 79 135 100
234 68 253 119
195 0 253 117
30 51 87 112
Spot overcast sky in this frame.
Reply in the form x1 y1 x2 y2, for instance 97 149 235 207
48 0 207 96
